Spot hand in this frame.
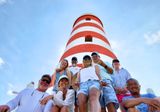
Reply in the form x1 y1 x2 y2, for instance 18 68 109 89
59 84 67 94
143 98 160 110
97 59 103 65
115 87 123 94
121 88 128 94
74 82 80 87
40 95 53 105
0 105 10 112
149 105 158 112
100 81 107 86
56 68 62 72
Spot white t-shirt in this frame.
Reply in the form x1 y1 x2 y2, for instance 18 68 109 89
7 88 50 112
69 66 81 76
44 89 75 112
80 65 99 82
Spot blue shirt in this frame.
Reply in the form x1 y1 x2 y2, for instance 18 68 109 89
123 93 156 112
111 68 131 88
52 70 67 92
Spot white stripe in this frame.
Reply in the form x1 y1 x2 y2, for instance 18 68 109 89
71 26 105 37
64 52 114 66
74 19 103 29
65 37 112 53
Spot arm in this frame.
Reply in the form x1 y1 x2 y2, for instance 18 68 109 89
40 95 54 105
123 97 160 109
76 72 80 83
43 100 54 112
125 69 131 80
50 72 56 87
6 89 26 111
73 72 80 88
66 68 72 86
95 65 102 80
98 60 113 74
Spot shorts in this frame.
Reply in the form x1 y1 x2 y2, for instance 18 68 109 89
100 79 119 109
77 80 100 96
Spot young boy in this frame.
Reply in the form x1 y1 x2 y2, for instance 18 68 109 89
76 55 105 112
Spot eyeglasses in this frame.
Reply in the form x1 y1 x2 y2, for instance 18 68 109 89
41 79 51 84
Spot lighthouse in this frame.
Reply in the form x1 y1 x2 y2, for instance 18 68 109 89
60 14 117 66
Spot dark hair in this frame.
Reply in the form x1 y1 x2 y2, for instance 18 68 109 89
126 78 139 86
112 59 120 63
83 55 91 60
41 74 51 83
91 52 98 56
71 57 77 61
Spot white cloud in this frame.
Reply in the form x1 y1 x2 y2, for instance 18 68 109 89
0 0 13 5
0 0 8 5
0 57 5 67
144 30 160 45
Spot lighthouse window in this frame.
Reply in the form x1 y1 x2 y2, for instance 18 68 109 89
85 18 91 21
85 35 92 42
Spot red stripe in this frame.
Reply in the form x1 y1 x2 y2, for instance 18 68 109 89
60 44 116 61
73 14 103 27
67 31 110 46
71 22 104 34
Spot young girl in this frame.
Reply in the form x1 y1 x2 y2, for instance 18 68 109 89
76 55 105 112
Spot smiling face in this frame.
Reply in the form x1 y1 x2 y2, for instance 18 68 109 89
91 54 100 63
83 59 92 68
38 77 51 92
58 78 69 89
112 62 120 70
60 59 68 69
127 79 140 95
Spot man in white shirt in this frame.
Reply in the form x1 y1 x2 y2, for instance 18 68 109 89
69 57 81 79
0 74 52 112
69 57 81 112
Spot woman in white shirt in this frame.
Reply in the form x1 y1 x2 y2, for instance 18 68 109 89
41 75 75 112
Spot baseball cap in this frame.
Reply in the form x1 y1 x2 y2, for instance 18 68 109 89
71 57 77 61
112 59 120 63
91 52 99 56
58 75 69 84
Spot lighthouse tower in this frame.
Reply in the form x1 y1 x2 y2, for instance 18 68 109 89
60 14 117 66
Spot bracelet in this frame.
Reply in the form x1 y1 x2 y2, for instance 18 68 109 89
104 65 108 69
51 95 54 100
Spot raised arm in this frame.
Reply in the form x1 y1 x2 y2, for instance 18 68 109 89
3 89 27 111
50 72 56 87
95 65 102 80
98 60 113 74
66 68 72 86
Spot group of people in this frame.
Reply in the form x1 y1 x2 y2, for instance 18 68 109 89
0 52 160 112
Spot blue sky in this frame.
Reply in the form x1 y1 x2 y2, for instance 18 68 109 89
0 0 160 104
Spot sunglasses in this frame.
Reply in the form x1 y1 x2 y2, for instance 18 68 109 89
41 79 51 84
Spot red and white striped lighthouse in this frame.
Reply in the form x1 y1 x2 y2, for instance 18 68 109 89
60 14 117 66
